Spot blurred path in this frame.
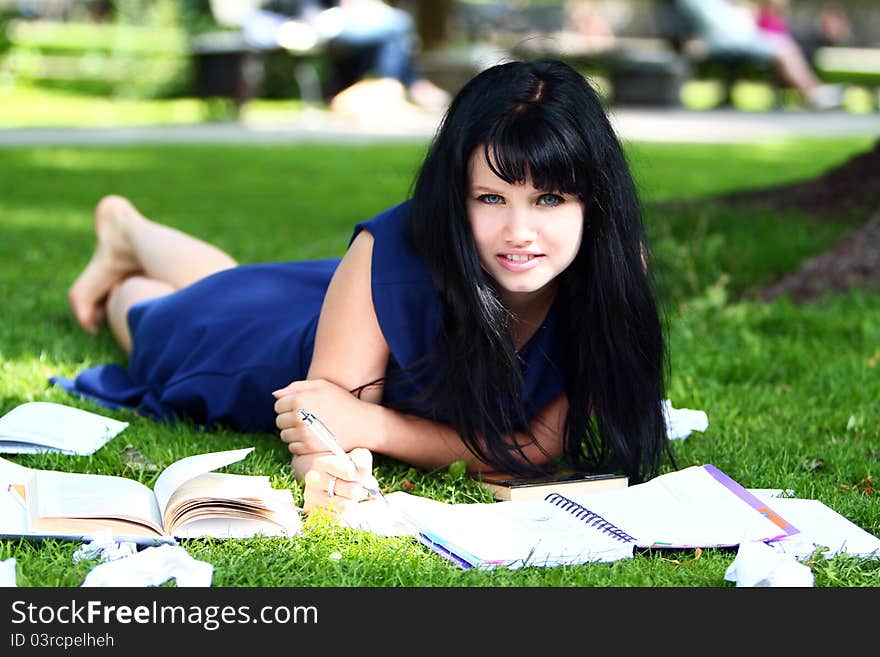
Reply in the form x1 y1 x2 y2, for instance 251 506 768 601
0 107 878 146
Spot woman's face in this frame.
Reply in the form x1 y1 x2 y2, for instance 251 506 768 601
467 148 584 310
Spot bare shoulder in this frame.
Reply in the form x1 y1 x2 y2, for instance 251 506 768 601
346 227 374 259
307 228 389 402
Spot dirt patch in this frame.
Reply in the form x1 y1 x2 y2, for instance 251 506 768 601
716 139 880 222
760 209 880 303
703 139 880 303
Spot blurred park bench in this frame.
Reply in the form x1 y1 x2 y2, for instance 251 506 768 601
418 0 688 106
419 0 880 110
188 29 324 113
2 0 878 112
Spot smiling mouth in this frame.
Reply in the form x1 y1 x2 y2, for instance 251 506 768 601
503 254 537 262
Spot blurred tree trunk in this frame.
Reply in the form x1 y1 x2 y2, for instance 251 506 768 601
408 0 453 51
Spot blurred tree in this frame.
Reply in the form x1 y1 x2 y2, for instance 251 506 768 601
409 0 454 51
175 0 222 34
111 0 192 98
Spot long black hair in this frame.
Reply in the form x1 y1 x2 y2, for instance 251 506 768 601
395 60 670 484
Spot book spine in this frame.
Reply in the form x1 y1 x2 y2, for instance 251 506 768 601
544 493 636 544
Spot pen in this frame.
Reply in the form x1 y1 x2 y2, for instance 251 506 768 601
296 407 386 502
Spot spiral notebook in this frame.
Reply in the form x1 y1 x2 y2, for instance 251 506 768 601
376 465 800 570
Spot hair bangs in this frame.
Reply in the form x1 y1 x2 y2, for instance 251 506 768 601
484 109 583 197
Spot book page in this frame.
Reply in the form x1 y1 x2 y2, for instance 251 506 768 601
152 447 255 515
565 465 788 547
0 457 34 536
29 469 163 536
0 402 128 455
345 492 419 537
163 472 301 537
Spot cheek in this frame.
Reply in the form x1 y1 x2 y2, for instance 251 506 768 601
468 212 494 255
553 214 584 262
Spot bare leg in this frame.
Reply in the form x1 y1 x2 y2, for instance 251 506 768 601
68 195 237 335
769 34 822 100
105 276 175 354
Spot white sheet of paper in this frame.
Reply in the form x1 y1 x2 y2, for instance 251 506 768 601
81 544 213 587
757 497 880 559
0 402 128 455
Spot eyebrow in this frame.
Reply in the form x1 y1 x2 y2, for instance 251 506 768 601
472 184 572 197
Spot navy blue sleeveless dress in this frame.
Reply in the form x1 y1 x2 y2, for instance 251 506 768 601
53 201 565 432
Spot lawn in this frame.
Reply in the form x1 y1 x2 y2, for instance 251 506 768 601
0 137 878 587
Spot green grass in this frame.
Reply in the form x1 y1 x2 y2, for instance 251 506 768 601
0 82 212 127
1 138 878 587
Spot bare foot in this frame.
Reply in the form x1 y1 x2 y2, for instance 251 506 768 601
330 78 420 125
407 78 450 112
68 195 143 334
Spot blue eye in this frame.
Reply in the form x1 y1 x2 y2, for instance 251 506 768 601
538 194 564 207
478 194 504 205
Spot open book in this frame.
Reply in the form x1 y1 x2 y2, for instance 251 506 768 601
0 402 128 455
356 465 800 569
0 448 301 544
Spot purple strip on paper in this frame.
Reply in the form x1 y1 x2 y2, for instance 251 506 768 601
415 533 475 570
703 464 800 538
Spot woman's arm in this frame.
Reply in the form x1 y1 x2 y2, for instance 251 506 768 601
304 229 389 403
273 227 567 501
277 375 568 473
370 390 568 473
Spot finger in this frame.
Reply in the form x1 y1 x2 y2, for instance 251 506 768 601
302 468 362 515
288 441 318 456
349 447 373 471
279 425 304 445
275 410 302 433
312 453 359 481
272 382 296 399
349 448 380 489
302 469 338 513
272 378 325 399
273 395 298 415
329 477 370 502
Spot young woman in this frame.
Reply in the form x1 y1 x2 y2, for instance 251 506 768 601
63 59 671 516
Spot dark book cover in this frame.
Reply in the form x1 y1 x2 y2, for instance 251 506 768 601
475 470 629 501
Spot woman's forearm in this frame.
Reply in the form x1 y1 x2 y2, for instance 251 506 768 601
363 402 479 470
366 397 565 473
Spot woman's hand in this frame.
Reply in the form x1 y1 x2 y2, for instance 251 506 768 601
273 378 381 456
301 448 378 517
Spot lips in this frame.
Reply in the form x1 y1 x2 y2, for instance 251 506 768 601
496 253 543 272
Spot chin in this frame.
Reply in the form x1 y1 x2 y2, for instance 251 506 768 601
497 279 550 295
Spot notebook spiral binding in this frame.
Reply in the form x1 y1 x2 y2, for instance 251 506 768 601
545 492 636 544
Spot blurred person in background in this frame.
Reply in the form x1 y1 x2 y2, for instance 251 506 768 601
239 0 450 120
563 0 616 51
676 0 843 109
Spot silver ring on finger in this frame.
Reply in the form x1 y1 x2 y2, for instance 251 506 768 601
327 476 337 498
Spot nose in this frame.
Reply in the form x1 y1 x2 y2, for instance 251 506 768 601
503 206 537 246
